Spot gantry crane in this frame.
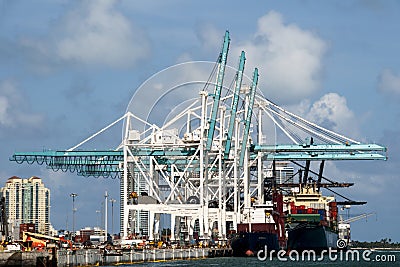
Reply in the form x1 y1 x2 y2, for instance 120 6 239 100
10 31 387 243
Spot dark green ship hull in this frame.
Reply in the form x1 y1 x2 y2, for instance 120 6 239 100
287 224 338 252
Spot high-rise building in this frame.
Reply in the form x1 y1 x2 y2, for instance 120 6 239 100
274 162 295 185
265 161 295 194
0 176 51 236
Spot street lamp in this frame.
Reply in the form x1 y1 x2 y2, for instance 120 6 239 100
104 191 108 241
109 198 116 235
70 193 78 238
96 210 101 229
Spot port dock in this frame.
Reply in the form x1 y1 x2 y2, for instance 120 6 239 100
7 30 387 259
0 248 232 266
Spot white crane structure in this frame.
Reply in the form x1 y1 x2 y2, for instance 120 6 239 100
10 31 387 244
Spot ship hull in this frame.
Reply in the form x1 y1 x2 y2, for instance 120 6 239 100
230 232 279 257
287 224 338 252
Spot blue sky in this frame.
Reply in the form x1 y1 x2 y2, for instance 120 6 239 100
0 0 399 242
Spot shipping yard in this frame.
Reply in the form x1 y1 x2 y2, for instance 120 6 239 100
1 31 389 265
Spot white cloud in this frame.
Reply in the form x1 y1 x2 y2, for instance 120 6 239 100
306 93 360 139
323 161 387 197
378 69 400 95
196 23 223 53
0 80 44 129
175 53 193 64
234 11 327 104
0 96 10 126
55 0 149 67
18 0 149 69
259 93 360 145
126 61 217 125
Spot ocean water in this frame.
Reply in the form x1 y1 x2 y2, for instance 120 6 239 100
104 250 400 267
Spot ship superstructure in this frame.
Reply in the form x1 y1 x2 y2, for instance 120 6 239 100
285 184 337 228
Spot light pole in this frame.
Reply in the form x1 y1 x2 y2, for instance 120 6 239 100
109 198 116 235
70 193 78 239
96 210 101 229
104 191 108 242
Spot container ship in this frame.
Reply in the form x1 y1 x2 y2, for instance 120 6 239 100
230 184 339 256
284 183 338 252
230 191 286 256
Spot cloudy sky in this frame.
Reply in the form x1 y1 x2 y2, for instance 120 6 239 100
0 0 399 242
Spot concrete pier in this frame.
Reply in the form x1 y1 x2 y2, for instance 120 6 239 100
0 248 232 266
0 251 52 266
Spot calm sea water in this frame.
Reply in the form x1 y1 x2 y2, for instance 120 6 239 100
104 250 400 267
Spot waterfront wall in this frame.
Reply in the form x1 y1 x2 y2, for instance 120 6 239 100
0 248 232 267
57 248 231 266
0 251 51 266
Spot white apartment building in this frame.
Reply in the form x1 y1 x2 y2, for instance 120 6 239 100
0 176 51 235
